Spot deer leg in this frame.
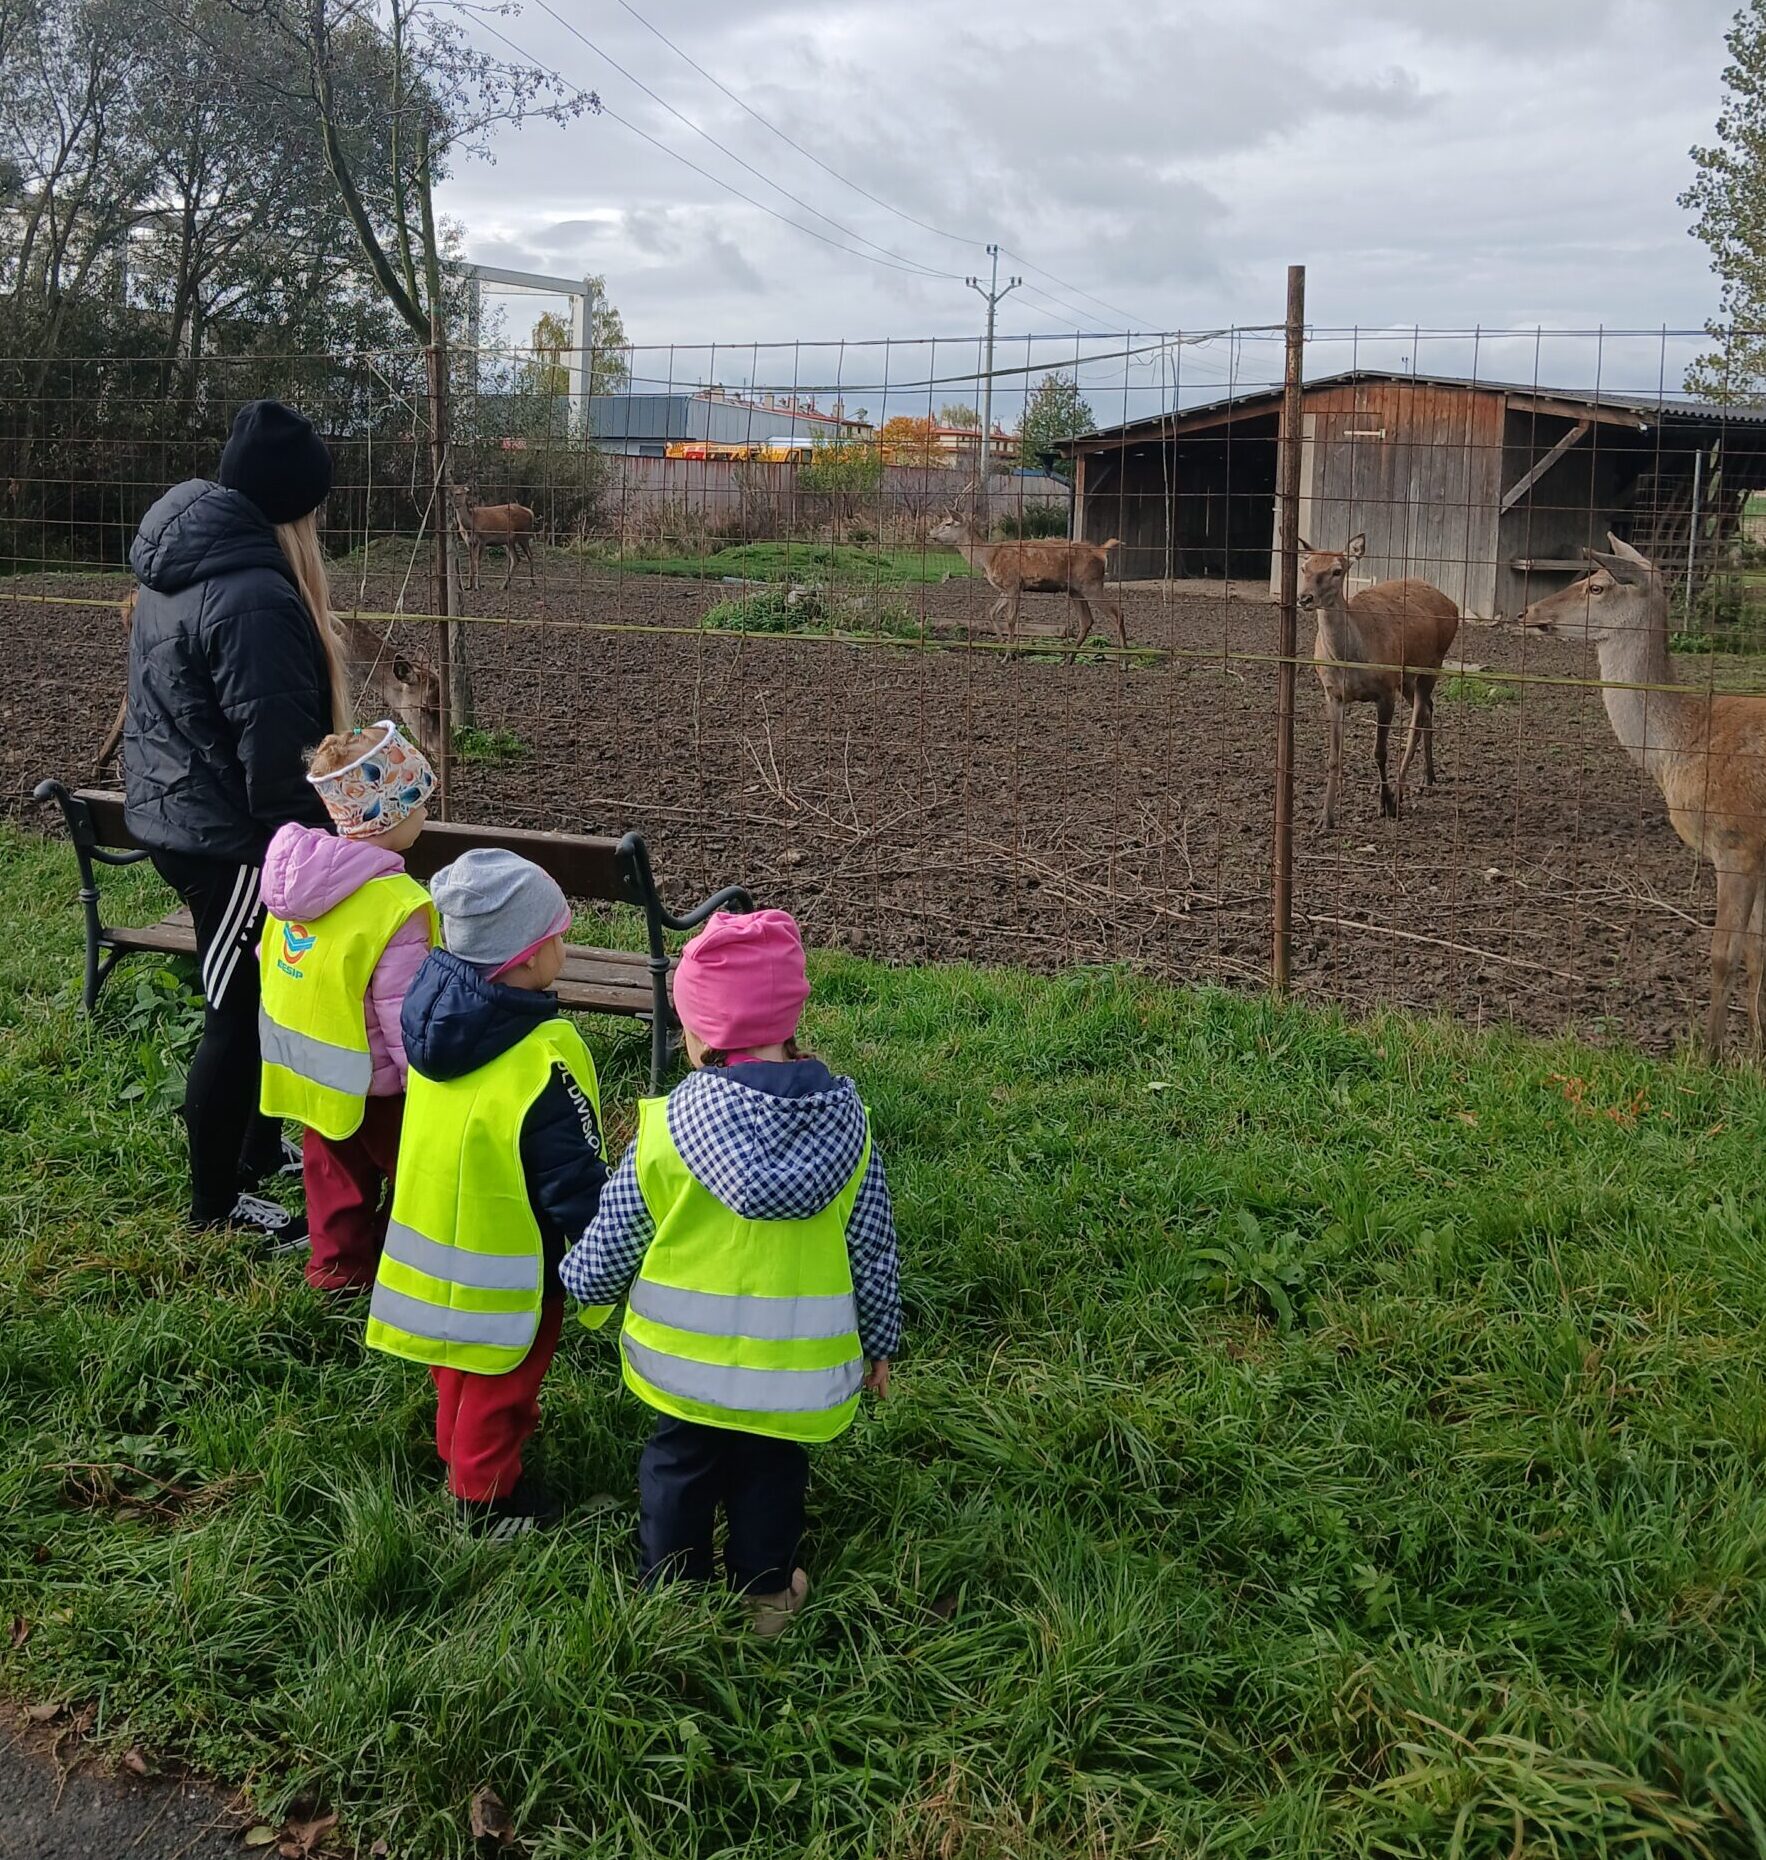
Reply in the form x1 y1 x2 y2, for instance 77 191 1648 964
525 536 537 585
1705 864 1763 1059
95 691 128 776
1419 677 1440 785
1746 884 1766 1058
466 538 480 592
1320 695 1344 830
1068 596 1096 662
1394 679 1433 808
1003 588 1022 658
501 542 517 591
1375 694 1397 818
1108 590 1128 653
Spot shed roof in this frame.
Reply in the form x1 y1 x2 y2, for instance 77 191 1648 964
1062 368 1766 451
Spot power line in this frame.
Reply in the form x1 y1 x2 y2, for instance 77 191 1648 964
605 0 989 255
471 16 955 283
571 0 1172 333
525 0 961 281
998 245 1157 333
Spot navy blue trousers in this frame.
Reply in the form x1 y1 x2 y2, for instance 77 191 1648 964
638 1415 808 1594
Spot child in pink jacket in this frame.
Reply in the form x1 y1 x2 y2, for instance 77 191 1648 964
260 722 435 1292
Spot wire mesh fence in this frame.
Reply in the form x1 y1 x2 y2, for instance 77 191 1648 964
6 297 1766 1054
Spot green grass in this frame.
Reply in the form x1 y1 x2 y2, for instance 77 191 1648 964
1436 671 1519 707
573 539 971 584
700 585 923 641
5 822 1766 1855
452 724 528 765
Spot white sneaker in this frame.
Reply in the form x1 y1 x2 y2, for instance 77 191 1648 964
747 1569 809 1638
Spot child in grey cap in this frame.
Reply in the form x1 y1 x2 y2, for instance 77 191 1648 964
367 850 607 1538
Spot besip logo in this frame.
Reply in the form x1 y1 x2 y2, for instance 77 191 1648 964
282 922 317 964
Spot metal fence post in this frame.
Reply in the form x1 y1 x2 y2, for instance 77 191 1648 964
426 333 453 819
1271 264 1306 996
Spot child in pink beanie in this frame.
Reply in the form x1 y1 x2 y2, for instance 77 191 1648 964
562 908 901 1635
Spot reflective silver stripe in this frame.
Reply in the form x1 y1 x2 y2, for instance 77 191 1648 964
629 1277 857 1342
369 1282 537 1351
257 1010 373 1095
622 1334 862 1413
383 1219 540 1293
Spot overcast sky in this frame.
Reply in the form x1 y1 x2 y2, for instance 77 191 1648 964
442 0 1742 411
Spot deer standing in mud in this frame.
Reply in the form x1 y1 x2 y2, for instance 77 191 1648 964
1521 533 1766 1057
1300 534 1461 827
452 483 536 592
928 511 1126 656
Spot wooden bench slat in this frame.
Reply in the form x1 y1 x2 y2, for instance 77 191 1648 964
72 792 645 907
101 913 663 1015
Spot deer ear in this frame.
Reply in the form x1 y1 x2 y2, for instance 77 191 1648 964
1588 548 1651 586
1605 531 1652 567
1296 537 1313 555
1344 533 1366 562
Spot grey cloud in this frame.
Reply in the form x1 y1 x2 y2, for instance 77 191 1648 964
438 0 1738 347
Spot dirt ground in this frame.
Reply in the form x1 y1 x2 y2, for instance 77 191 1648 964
0 560 1732 1052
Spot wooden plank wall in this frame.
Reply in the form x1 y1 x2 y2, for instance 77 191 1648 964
1271 380 1504 617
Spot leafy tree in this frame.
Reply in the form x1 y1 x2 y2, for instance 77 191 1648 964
878 414 947 468
797 436 883 537
1682 0 1766 400
518 294 630 401
938 401 979 430
1014 371 1096 479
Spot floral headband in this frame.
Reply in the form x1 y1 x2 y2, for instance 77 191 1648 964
307 720 435 840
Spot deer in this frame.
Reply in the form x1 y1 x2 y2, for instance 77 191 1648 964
96 599 443 776
928 511 1125 656
1299 533 1461 828
452 483 536 592
1520 532 1766 1058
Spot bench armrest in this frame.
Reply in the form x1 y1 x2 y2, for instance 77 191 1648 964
34 777 152 1015
616 832 754 1096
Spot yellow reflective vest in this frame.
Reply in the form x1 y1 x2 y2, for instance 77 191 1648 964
367 1018 601 1375
259 873 435 1140
619 1097 869 1444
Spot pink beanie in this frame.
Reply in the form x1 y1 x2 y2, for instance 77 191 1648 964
672 909 809 1052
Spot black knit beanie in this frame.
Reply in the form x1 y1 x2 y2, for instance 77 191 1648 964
218 400 332 524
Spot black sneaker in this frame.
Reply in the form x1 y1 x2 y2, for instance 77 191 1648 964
219 1192 310 1254
459 1477 564 1542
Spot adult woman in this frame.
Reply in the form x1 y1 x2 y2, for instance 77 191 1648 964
125 399 350 1244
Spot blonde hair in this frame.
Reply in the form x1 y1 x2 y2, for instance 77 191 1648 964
305 727 368 778
273 511 350 733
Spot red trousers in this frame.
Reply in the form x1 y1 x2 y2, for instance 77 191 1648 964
431 1295 565 1501
304 1095 405 1292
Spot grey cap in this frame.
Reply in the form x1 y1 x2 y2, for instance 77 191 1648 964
428 849 571 970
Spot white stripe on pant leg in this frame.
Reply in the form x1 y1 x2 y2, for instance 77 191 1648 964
207 870 261 1008
201 864 254 999
207 876 260 1009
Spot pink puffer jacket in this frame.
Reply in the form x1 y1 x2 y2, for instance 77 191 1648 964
260 824 431 1095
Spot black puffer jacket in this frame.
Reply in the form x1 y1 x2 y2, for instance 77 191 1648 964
124 480 333 861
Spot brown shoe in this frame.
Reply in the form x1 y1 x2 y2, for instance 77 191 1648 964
747 1568 808 1638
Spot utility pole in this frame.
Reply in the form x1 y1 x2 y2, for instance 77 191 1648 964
967 243 1020 524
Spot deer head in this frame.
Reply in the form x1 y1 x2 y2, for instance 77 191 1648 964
1296 533 1364 613
330 617 444 760
1517 532 1662 645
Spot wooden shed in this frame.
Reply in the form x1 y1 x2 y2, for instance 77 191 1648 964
1063 369 1766 618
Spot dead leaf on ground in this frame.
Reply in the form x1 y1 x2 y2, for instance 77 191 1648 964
25 1700 62 1723
9 1617 28 1649
241 1827 278 1849
275 1809 338 1858
369 1842 390 1859
122 1746 150 1776
470 1785 519 1849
